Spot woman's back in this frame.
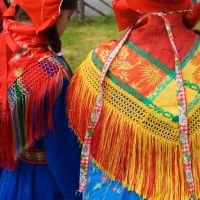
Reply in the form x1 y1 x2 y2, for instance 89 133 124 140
67 1 200 199
0 0 81 199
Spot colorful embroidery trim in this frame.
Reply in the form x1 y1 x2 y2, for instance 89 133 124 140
5 55 67 167
158 14 195 199
79 27 133 191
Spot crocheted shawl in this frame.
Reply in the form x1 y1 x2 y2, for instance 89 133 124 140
67 16 200 199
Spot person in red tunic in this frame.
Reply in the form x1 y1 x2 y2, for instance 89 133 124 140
67 0 200 199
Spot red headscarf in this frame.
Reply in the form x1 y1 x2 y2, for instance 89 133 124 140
0 0 63 110
4 0 63 33
112 0 193 31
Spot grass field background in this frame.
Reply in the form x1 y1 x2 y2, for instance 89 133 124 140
62 15 200 71
61 15 121 71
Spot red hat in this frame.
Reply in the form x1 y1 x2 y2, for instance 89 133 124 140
4 0 63 33
113 0 192 31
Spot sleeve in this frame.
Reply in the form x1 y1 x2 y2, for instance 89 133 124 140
44 77 82 200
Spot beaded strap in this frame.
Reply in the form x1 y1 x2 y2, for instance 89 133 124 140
79 27 133 192
20 149 47 165
158 14 195 199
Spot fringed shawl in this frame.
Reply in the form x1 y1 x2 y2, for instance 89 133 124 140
0 55 68 169
67 39 200 199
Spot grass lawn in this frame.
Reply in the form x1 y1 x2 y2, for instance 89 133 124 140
61 15 121 71
62 15 200 71
194 21 200 34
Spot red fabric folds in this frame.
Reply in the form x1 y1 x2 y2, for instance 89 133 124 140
0 19 46 111
4 0 63 33
0 20 19 110
184 3 200 32
0 19 66 169
112 0 193 31
0 0 7 13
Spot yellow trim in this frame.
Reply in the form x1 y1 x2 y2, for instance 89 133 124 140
84 53 180 143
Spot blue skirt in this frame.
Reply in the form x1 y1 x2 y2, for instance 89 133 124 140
0 160 64 200
0 79 81 200
83 159 147 200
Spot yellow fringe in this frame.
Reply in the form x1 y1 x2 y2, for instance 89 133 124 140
67 54 200 200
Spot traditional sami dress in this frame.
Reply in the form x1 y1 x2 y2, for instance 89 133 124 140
0 19 81 200
67 14 200 199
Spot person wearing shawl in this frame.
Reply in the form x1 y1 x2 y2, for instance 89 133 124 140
0 0 81 199
67 0 200 199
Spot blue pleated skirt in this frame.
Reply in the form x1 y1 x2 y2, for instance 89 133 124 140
0 160 64 200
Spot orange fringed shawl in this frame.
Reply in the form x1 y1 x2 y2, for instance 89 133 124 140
67 37 200 199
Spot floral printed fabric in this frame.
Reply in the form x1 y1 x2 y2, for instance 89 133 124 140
83 159 147 200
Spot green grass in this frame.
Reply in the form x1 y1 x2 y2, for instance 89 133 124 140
194 21 200 32
61 15 121 71
62 15 200 71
